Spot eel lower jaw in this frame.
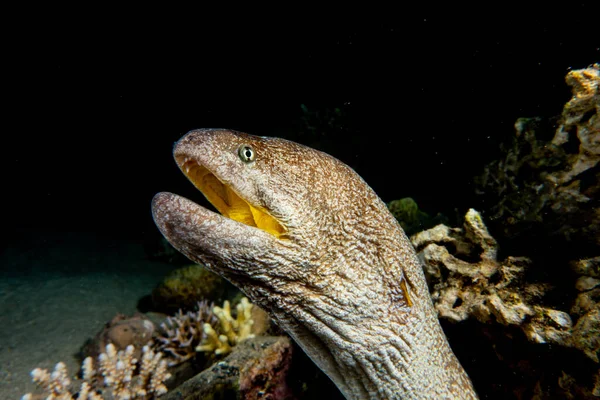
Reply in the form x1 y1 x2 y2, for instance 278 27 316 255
151 192 282 267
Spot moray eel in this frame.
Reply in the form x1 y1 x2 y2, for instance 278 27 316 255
152 129 477 399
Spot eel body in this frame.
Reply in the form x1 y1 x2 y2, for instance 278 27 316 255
152 129 477 399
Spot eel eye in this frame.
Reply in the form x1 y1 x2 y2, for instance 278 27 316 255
238 144 255 163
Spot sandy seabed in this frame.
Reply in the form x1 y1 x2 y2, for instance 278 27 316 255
0 231 172 399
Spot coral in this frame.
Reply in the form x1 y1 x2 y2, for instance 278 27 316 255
387 197 448 236
412 209 599 351
411 209 566 342
412 209 600 397
570 256 600 363
156 300 219 366
157 297 267 367
151 264 225 314
21 362 101 400
94 344 170 399
458 64 600 398
22 344 170 400
83 313 155 361
196 297 255 355
474 64 600 249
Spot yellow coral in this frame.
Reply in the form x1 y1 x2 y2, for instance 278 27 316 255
565 63 599 106
196 297 255 355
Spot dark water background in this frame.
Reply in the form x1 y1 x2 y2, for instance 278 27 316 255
5 11 598 241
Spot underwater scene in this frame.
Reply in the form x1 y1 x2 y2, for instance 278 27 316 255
2 12 599 400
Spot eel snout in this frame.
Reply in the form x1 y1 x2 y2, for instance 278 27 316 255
151 191 280 268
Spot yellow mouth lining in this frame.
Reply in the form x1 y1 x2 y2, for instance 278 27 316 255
181 160 287 238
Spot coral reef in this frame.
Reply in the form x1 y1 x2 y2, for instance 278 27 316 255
160 336 295 400
411 209 562 338
22 344 170 400
462 65 600 397
474 63 599 249
151 264 225 314
196 297 256 355
83 313 155 361
387 197 448 236
156 300 219 366
412 209 600 397
570 256 600 364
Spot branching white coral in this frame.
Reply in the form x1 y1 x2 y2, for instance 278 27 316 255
22 362 75 400
22 344 170 400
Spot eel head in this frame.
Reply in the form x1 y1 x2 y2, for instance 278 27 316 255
152 129 403 307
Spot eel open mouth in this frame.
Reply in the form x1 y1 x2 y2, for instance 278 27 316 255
178 157 287 239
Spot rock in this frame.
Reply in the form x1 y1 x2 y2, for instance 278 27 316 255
161 336 295 400
81 313 154 361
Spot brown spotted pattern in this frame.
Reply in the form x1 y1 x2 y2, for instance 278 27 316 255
152 129 477 399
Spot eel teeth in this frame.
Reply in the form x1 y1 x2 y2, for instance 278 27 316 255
183 157 193 174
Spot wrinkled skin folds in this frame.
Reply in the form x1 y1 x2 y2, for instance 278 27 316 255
152 129 477 399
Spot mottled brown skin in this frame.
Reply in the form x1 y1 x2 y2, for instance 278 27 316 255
152 129 477 399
